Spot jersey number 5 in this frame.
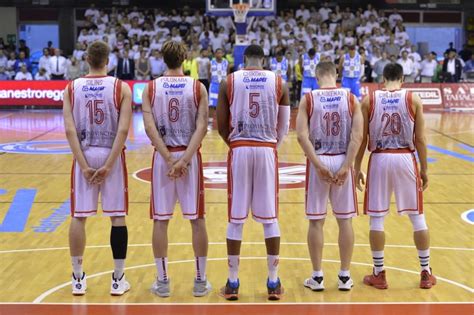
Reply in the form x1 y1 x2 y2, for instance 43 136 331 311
85 100 104 125
249 93 260 118
168 98 180 122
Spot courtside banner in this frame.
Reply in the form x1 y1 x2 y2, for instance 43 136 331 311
0 80 147 106
402 83 444 108
441 83 474 109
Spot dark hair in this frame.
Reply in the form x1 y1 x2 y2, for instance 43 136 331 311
308 48 316 56
244 45 264 59
316 61 337 78
87 40 110 69
383 63 403 81
161 40 187 69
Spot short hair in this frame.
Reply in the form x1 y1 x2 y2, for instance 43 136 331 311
308 48 316 56
161 40 187 69
244 45 264 59
87 41 110 69
383 63 403 81
316 61 337 78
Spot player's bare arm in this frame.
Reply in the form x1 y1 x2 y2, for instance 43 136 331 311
91 81 132 184
169 83 209 178
142 83 175 168
354 95 369 191
337 56 344 79
63 85 95 183
334 95 363 186
413 93 429 190
216 78 230 145
276 82 291 146
296 96 333 182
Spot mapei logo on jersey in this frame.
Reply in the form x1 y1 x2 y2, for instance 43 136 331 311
320 96 341 102
163 82 186 89
381 97 400 105
82 86 105 92
133 161 306 189
243 77 267 83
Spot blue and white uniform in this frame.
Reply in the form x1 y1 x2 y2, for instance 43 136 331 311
270 57 288 82
301 53 320 98
209 58 229 107
341 53 362 98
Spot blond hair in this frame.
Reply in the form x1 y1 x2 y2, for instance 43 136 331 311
161 41 187 69
87 40 110 69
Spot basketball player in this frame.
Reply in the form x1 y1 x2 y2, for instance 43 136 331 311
355 63 436 289
141 41 211 297
338 45 364 99
217 45 291 301
296 62 363 291
270 51 290 83
300 48 321 98
208 48 230 128
63 40 132 296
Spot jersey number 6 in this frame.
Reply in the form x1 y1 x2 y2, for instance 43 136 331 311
168 98 180 122
249 93 260 118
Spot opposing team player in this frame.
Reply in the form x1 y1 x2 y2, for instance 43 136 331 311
355 63 436 289
142 41 210 297
208 48 230 128
270 51 290 83
63 40 132 296
300 48 321 98
217 45 291 301
338 45 364 99
296 62 363 291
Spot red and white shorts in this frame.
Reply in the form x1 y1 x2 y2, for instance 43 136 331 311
227 141 278 224
150 148 204 221
364 150 423 216
71 147 128 217
305 154 358 220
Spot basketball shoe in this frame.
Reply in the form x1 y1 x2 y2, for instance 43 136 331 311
363 269 388 289
110 273 130 296
71 272 87 295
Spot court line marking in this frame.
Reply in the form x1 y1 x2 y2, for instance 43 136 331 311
1 242 473 254
32 257 474 304
461 209 474 225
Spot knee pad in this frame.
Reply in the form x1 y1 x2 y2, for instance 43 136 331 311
369 216 385 232
409 214 428 232
226 223 244 241
263 222 281 239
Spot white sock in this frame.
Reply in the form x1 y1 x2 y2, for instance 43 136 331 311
195 256 207 281
418 249 430 273
113 259 125 279
71 256 83 278
155 257 168 281
372 250 384 275
228 255 239 282
267 255 279 282
339 269 350 277
312 270 323 278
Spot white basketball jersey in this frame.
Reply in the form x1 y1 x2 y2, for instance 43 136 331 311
307 88 353 155
369 89 415 152
149 76 200 147
227 70 282 144
71 76 120 150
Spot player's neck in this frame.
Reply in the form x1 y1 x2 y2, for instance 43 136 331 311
384 82 402 90
318 78 337 89
165 68 184 76
87 68 107 77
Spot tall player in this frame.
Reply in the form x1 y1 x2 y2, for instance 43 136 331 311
338 45 364 99
300 48 321 98
63 40 132 296
270 51 290 83
296 62 363 291
355 63 436 289
217 45 291 301
208 48 230 128
142 41 211 297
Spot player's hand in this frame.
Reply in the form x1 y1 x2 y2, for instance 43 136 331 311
355 170 366 191
90 166 111 185
168 159 189 179
334 164 350 186
82 167 96 184
420 170 428 190
316 165 334 183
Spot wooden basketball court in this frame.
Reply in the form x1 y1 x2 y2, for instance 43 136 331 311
0 109 472 314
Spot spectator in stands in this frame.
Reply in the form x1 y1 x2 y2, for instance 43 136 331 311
373 52 390 83
442 50 463 82
66 57 81 80
135 50 151 80
34 67 50 80
14 64 32 80
388 8 403 28
195 48 210 91
107 48 119 76
49 49 67 80
0 49 7 69
73 42 86 61
384 35 400 58
458 43 473 62
319 2 332 21
6 51 16 79
464 54 474 72
0 66 9 80
18 39 30 59
397 51 415 83
14 51 31 73
149 49 166 79
409 45 422 63
117 50 135 80
420 52 438 83
46 41 55 56
85 3 100 20
38 48 51 75
79 53 89 76
445 42 456 54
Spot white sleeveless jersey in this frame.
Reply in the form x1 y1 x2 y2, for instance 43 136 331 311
71 76 121 150
149 76 200 147
228 69 282 143
369 89 415 152
307 88 353 155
